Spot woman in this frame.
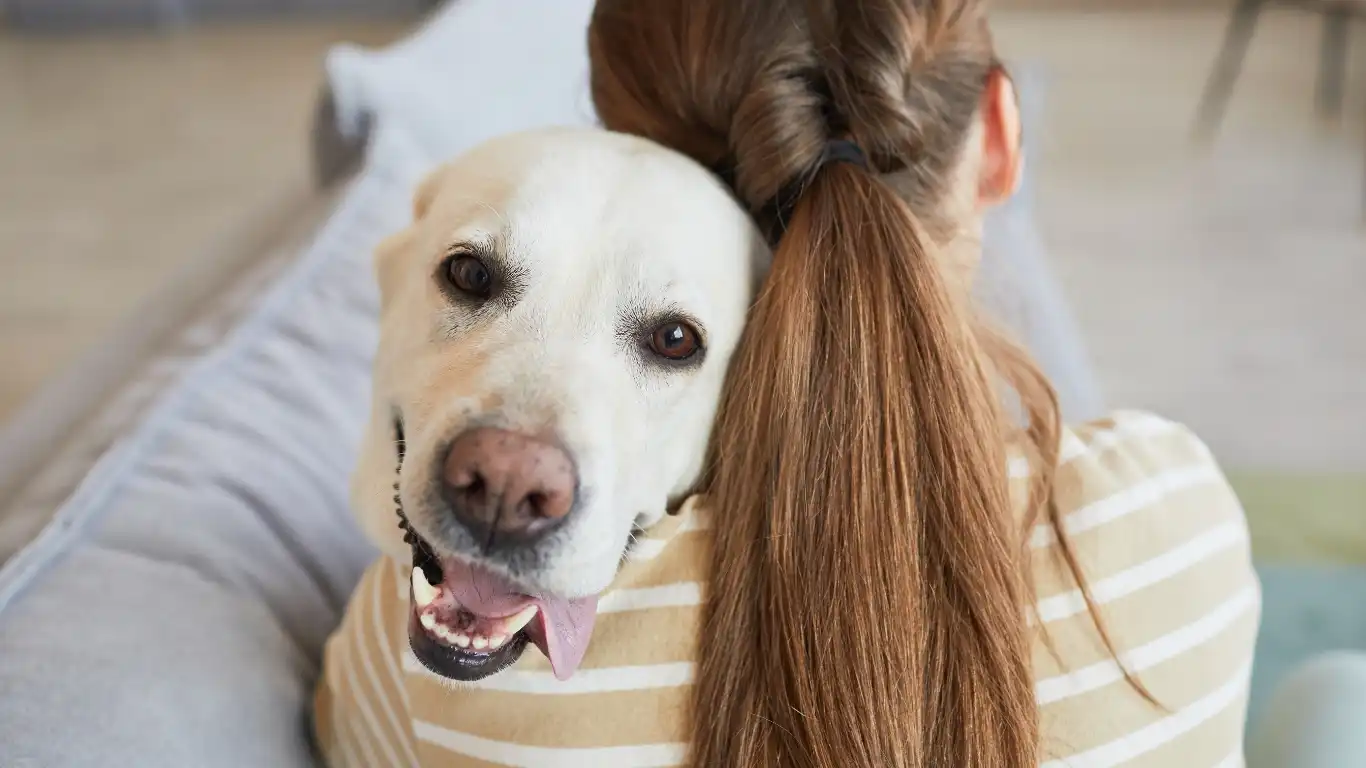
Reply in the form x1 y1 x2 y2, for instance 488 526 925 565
588 1 1258 766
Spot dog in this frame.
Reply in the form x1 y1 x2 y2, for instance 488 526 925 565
348 126 767 684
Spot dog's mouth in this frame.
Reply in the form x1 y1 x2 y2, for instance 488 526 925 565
393 416 599 682
403 548 599 682
406 566 532 682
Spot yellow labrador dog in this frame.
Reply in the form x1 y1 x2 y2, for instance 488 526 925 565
348 127 764 683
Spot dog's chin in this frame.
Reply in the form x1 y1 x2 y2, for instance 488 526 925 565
407 600 531 682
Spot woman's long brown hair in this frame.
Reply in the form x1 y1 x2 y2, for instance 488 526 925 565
590 1 1116 765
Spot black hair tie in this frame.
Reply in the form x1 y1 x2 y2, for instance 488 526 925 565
714 138 872 243
820 138 870 171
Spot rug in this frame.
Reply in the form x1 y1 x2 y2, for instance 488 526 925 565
1232 472 1366 727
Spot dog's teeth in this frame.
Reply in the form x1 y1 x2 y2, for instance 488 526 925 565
434 625 458 643
411 567 441 608
505 605 539 635
453 633 470 649
472 635 489 650
419 612 438 632
489 634 507 649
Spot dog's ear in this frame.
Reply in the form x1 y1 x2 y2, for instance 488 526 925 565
372 228 414 306
373 164 452 303
411 163 450 221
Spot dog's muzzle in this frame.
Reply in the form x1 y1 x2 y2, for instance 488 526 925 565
393 417 600 683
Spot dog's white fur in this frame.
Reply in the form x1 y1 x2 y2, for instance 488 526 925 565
351 127 767 599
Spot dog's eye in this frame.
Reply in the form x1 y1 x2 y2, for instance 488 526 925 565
444 254 493 299
648 322 701 361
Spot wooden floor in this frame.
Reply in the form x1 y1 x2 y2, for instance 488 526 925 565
0 9 1362 471
0 19 404 424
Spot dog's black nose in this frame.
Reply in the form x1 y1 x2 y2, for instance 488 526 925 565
441 427 576 546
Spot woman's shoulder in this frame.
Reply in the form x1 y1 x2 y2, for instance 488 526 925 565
1040 409 1252 576
1053 410 1241 519
1032 410 1261 765
1063 409 1217 468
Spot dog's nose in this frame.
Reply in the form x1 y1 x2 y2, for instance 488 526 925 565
441 427 576 545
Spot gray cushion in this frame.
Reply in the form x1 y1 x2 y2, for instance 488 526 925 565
0 138 426 766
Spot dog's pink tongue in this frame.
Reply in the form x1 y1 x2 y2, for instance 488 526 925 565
523 596 598 681
443 560 598 681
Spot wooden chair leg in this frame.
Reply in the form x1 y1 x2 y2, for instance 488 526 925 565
1315 8 1350 120
1195 0 1266 142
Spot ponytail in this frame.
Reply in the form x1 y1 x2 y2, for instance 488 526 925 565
584 0 1140 763
693 160 1037 767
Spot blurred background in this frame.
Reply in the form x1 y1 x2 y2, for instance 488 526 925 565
0 0 1362 737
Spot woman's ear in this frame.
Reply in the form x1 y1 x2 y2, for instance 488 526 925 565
976 67 1023 208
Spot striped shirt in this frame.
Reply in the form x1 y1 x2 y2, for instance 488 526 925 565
315 410 1260 767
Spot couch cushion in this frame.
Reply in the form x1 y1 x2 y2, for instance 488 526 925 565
0 129 428 767
0 186 338 565
326 0 599 163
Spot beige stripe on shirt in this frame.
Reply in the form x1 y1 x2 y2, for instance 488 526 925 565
315 410 1260 767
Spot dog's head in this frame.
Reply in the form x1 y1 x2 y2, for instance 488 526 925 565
352 127 765 682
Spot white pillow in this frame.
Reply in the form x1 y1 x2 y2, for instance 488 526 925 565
326 0 599 165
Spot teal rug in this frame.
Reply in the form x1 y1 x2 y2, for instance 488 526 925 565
1247 565 1366 729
